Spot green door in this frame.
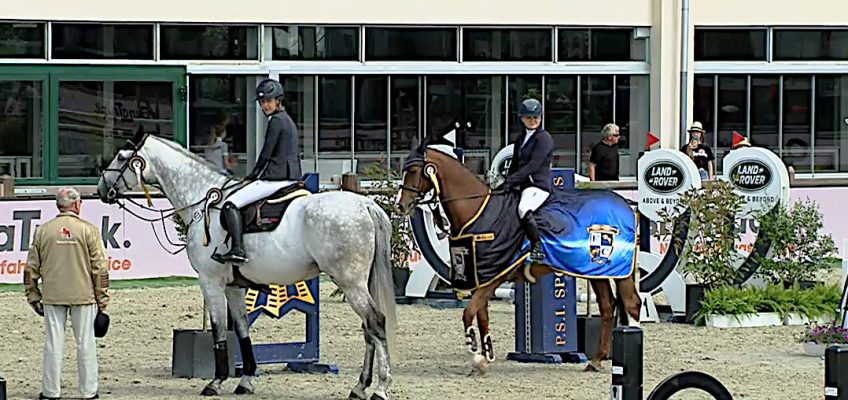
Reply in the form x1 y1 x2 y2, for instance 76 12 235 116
0 65 186 185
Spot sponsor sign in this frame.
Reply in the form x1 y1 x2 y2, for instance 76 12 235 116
637 149 701 221
0 198 195 284
487 144 514 188
722 147 790 216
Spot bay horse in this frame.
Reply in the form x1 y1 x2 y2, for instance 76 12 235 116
396 132 641 373
97 129 397 400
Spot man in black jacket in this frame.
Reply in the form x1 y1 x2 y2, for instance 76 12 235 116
212 78 302 264
502 98 554 263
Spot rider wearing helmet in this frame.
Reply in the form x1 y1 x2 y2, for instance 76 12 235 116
501 98 553 263
212 78 302 264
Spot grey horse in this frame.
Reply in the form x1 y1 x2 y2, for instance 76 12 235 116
96 131 397 400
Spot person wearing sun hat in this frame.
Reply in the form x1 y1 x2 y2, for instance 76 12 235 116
680 121 715 180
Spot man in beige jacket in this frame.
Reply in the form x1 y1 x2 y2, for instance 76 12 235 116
24 187 109 400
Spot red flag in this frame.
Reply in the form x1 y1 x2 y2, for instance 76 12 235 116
646 132 660 150
732 131 746 147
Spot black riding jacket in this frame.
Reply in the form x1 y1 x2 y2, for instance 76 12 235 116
504 128 554 191
250 109 302 181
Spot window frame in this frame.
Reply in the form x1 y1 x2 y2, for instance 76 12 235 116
0 65 186 185
693 27 769 62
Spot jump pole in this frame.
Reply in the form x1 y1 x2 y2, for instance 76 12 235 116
506 168 586 364
233 173 337 375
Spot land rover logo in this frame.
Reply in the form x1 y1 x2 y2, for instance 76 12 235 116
730 160 772 191
643 161 684 194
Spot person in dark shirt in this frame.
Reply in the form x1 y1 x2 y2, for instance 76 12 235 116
680 121 714 180
588 123 620 181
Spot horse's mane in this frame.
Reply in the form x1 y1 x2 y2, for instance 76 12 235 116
149 135 228 177
424 145 488 187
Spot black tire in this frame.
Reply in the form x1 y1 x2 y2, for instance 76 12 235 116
646 371 734 400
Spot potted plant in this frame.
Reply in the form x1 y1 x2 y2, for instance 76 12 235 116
655 180 747 323
755 199 837 290
796 320 848 357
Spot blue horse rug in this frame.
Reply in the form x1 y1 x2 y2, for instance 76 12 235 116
447 188 638 291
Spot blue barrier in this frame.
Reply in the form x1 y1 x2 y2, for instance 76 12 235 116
506 168 587 364
233 173 338 374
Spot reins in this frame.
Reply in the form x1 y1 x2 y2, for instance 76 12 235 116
100 135 245 254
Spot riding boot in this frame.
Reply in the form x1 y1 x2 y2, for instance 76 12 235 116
521 211 545 263
212 203 248 264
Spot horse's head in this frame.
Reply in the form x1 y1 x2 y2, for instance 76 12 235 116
396 126 460 215
97 126 152 204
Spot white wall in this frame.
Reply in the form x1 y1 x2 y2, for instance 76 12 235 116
6 0 652 25
692 0 848 26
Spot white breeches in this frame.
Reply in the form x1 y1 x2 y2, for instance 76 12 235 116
518 187 550 218
227 180 296 208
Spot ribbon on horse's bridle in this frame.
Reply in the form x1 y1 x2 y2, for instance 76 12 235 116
100 135 242 253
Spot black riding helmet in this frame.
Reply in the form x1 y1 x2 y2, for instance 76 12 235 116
255 78 284 101
518 98 543 117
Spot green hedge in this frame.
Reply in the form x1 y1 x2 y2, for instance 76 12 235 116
694 283 842 325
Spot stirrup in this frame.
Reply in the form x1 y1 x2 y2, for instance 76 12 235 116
528 246 545 264
212 251 248 264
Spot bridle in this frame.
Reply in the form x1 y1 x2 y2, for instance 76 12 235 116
99 134 243 253
400 153 494 236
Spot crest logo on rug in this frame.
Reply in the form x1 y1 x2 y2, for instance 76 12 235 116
587 224 620 265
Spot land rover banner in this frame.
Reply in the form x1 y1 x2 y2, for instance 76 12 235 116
487 144 514 187
637 149 702 221
721 147 790 216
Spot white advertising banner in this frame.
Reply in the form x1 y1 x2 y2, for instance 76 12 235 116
0 198 196 284
637 149 702 222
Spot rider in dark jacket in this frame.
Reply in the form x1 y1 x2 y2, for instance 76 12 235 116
212 78 301 264
502 98 554 263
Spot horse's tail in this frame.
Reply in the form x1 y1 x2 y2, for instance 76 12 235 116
367 203 398 362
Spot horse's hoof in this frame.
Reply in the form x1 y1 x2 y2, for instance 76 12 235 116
234 385 254 395
369 394 387 400
472 353 490 374
583 362 602 372
201 386 219 396
349 389 367 400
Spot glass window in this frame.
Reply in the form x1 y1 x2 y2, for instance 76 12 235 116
390 76 420 173
425 76 504 176
692 75 715 143
463 76 505 175
0 80 43 178
161 25 258 60
52 23 153 59
270 26 358 60
463 28 551 61
0 23 44 58
750 75 780 156
366 27 457 61
579 75 613 174
694 29 766 61
616 75 650 177
782 76 812 173
189 75 264 178
508 76 542 140
545 76 578 169
354 76 388 174
58 80 174 178
558 28 635 61
775 30 848 61
280 75 317 174
814 75 848 172
716 75 747 171
318 76 353 176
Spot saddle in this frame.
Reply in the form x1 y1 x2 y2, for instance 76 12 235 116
220 181 311 234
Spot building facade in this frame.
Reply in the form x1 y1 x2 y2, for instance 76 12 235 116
1 0 847 188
